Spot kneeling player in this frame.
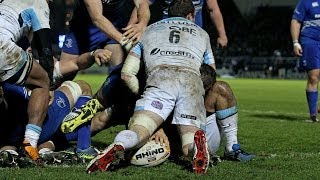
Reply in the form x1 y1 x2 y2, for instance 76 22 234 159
201 64 253 162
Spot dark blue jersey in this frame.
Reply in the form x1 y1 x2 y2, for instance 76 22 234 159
293 0 320 44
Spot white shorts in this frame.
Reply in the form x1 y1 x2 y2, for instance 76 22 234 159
135 67 206 130
0 40 28 82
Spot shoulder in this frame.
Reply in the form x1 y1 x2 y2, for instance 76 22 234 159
210 81 233 97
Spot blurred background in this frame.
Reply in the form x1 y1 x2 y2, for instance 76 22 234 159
49 0 301 79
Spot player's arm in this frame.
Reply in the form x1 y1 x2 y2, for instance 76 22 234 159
32 29 54 84
123 0 150 42
121 42 143 94
204 34 216 70
84 0 123 43
290 0 305 57
290 19 302 56
206 0 227 48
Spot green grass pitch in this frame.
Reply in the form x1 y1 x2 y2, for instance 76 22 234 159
2 74 320 179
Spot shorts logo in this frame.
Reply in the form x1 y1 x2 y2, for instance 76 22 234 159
56 96 66 108
65 38 73 48
181 114 197 120
151 100 163 110
312 2 319 7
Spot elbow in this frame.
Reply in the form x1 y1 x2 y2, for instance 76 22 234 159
121 73 132 83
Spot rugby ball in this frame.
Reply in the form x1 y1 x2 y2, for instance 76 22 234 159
130 140 170 167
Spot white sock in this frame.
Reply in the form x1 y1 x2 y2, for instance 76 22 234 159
114 130 139 150
206 113 221 155
217 109 238 152
24 124 42 148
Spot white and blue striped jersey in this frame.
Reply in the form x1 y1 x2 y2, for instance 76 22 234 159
0 0 50 42
130 17 215 76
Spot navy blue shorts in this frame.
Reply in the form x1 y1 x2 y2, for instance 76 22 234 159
300 43 320 71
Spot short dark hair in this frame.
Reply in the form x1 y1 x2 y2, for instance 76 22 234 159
200 64 216 91
168 0 195 18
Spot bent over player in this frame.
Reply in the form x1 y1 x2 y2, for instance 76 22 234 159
86 0 215 174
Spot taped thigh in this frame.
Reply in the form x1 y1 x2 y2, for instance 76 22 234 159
60 81 82 103
128 113 158 135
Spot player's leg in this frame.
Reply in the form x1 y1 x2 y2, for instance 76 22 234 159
306 69 320 122
86 74 174 173
301 43 320 122
173 71 209 174
60 80 103 133
57 81 98 160
39 80 91 143
86 110 164 173
213 81 254 162
3 50 50 163
206 113 222 156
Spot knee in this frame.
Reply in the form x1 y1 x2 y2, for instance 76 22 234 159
74 80 92 96
37 73 50 89
308 74 319 85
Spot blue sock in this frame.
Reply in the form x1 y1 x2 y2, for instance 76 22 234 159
77 124 91 150
306 90 318 116
65 131 78 141
101 65 122 107
74 95 91 109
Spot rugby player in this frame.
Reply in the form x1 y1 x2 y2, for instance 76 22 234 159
86 0 215 174
147 0 227 47
146 64 254 163
0 0 55 163
201 64 253 162
291 0 320 122
0 80 98 166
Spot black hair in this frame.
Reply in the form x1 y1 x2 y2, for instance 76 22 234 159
168 0 195 18
200 64 216 91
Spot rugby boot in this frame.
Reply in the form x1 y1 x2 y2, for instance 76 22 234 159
21 140 43 166
223 144 254 162
310 115 319 122
77 146 99 162
61 99 103 133
86 143 124 174
193 130 209 174
0 150 19 167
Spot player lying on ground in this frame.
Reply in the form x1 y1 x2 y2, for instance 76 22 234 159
86 0 215 174
0 80 100 167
